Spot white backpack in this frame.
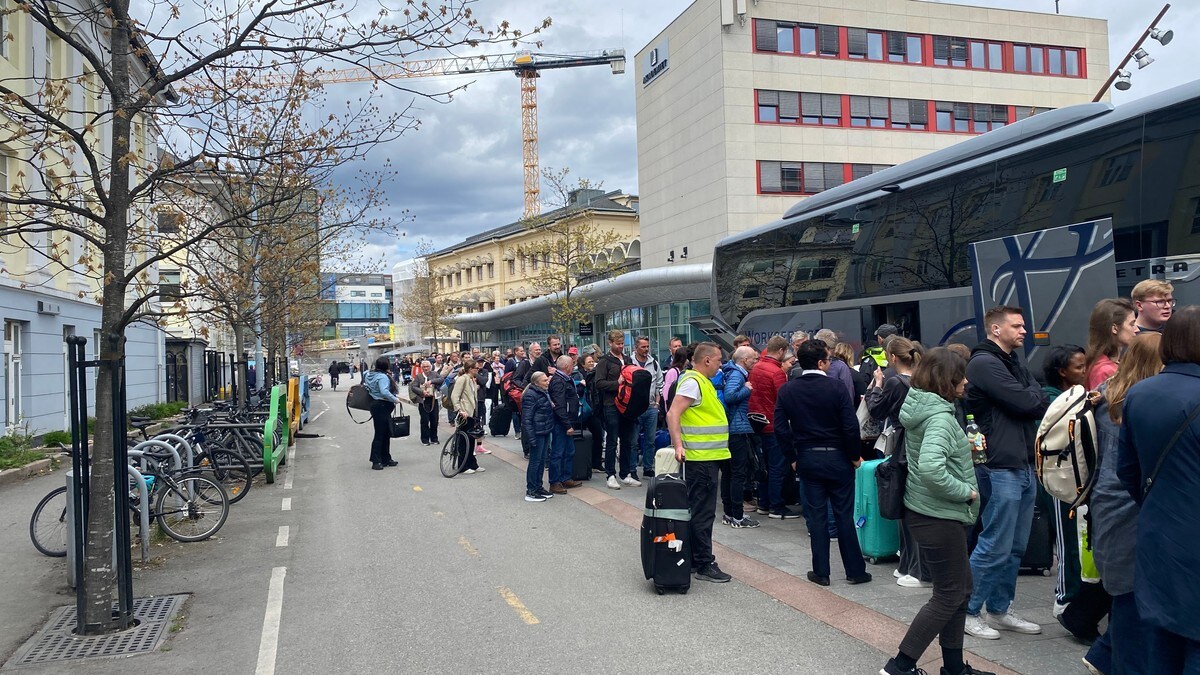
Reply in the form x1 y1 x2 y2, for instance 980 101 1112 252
1035 385 1101 509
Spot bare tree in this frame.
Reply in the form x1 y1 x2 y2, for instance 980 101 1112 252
516 168 630 337
0 0 546 632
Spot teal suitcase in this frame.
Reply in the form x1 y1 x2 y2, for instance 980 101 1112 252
854 459 900 564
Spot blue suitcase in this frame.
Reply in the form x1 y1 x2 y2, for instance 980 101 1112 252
855 459 900 563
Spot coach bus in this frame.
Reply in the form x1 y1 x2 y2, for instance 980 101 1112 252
708 78 1200 355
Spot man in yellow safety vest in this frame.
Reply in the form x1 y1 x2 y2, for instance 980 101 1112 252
668 342 733 583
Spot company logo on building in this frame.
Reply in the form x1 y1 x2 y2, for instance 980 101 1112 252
642 39 669 87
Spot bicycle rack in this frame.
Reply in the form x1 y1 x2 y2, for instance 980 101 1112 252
122 459 151 563
142 434 194 468
128 441 181 473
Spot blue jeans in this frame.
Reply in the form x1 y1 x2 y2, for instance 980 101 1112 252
634 406 659 474
796 448 865 578
525 432 549 494
548 424 573 485
968 465 1037 616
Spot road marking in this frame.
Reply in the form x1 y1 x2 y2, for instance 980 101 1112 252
283 459 294 490
311 410 326 422
434 511 444 517
498 587 540 625
281 498 291 511
412 486 423 492
276 526 289 547
458 536 479 557
255 567 287 675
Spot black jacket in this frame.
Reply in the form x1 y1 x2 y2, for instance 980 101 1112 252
548 370 580 428
866 373 911 430
513 358 534 389
532 351 562 377
964 340 1049 469
773 372 860 464
594 351 630 408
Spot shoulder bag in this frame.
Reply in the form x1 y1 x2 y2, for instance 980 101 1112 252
1143 400 1200 497
875 426 909 520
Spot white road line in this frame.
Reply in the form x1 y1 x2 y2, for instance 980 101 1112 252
281 498 291 511
283 458 294 490
310 410 326 422
276 526 289 547
254 567 287 675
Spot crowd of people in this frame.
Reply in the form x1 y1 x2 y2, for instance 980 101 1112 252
348 278 1198 675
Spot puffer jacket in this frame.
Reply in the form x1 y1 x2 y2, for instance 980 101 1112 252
520 385 556 437
748 355 787 432
722 361 753 434
900 387 979 524
1089 388 1137 596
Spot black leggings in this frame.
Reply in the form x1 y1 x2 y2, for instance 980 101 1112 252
455 416 479 471
369 399 395 465
899 510 973 658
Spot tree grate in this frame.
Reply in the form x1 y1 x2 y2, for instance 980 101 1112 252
6 595 187 667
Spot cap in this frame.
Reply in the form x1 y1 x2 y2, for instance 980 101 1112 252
567 346 579 356
875 324 899 339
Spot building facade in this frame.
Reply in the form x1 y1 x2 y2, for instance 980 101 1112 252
390 258 424 346
320 273 394 343
635 0 1109 268
428 189 640 343
0 2 167 434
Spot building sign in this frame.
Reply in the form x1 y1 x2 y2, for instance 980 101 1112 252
578 321 594 337
642 39 669 87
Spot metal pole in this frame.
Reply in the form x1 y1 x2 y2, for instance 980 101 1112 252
1093 3 1170 102
110 346 133 629
65 336 87 629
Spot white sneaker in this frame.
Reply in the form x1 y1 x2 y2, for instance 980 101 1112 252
621 475 642 487
896 574 932 588
475 466 486 473
964 614 1000 640
987 610 1042 635
892 569 902 579
606 475 622 490
1053 601 1067 618
463 469 476 475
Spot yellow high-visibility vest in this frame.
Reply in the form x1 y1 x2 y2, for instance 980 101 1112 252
678 370 731 462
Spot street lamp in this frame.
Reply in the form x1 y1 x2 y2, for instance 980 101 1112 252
1093 4 1172 101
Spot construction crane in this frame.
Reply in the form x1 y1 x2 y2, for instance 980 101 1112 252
264 49 627 218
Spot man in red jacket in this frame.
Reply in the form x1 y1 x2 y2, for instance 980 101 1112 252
748 336 801 519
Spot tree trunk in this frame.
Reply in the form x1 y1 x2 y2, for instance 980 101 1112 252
81 0 134 633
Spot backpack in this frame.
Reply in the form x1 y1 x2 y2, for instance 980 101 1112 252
500 370 524 412
1035 384 1101 510
615 364 652 420
584 369 602 410
440 370 458 410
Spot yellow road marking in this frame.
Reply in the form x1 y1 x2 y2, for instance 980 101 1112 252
412 485 423 492
498 587 540 625
458 536 479 557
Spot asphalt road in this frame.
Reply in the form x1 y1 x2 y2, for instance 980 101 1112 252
2 385 893 673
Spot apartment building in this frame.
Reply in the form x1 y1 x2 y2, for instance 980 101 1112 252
0 4 167 434
635 0 1109 268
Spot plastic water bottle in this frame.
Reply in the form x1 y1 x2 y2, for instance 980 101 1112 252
966 414 987 464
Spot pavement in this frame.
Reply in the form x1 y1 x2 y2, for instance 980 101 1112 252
0 384 1095 674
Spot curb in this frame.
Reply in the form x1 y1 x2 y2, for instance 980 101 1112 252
0 458 56 488
485 442 1017 675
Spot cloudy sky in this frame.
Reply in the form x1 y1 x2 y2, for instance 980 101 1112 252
329 0 1198 275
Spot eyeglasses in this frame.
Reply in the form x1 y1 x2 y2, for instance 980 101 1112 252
1144 298 1177 309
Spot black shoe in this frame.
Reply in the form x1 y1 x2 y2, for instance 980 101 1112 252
430 438 439 444
421 440 430 445
806 571 830 586
695 563 731 583
882 658 928 675
847 573 873 585
941 664 994 675
770 508 804 519
371 463 384 470
385 460 398 467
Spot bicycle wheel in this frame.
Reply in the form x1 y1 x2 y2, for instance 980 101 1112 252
155 474 229 542
30 486 68 557
439 431 469 478
196 447 253 504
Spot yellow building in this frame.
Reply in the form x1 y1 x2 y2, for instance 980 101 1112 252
0 11 168 432
427 189 640 340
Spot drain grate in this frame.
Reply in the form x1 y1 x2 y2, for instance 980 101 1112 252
7 595 187 667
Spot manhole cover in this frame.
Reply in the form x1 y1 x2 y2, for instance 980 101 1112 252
6 595 187 667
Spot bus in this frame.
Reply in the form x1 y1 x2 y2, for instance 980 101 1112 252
706 78 1200 358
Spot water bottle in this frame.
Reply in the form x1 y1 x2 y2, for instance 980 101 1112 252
966 414 987 464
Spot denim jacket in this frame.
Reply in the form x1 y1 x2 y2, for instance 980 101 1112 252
364 370 400 404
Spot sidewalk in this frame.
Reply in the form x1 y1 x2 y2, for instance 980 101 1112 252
478 431 1090 675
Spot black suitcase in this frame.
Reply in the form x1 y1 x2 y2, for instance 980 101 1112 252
572 430 592 481
489 403 512 437
640 470 692 595
1020 486 1055 576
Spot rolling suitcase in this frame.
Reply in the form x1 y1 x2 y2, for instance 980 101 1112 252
640 467 691 595
854 459 900 564
572 430 592 481
1020 485 1055 576
488 402 512 437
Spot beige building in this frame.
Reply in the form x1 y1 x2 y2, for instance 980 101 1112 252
635 0 1109 268
428 189 640 340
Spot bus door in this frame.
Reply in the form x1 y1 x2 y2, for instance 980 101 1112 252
820 308 864 354
869 302 921 343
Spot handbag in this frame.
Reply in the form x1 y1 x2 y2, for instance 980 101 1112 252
876 450 908 521
874 422 905 457
858 399 882 440
346 384 373 411
389 414 411 438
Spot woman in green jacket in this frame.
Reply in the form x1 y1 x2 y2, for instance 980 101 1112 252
882 348 988 675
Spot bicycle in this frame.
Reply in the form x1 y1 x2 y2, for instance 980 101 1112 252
439 416 484 478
